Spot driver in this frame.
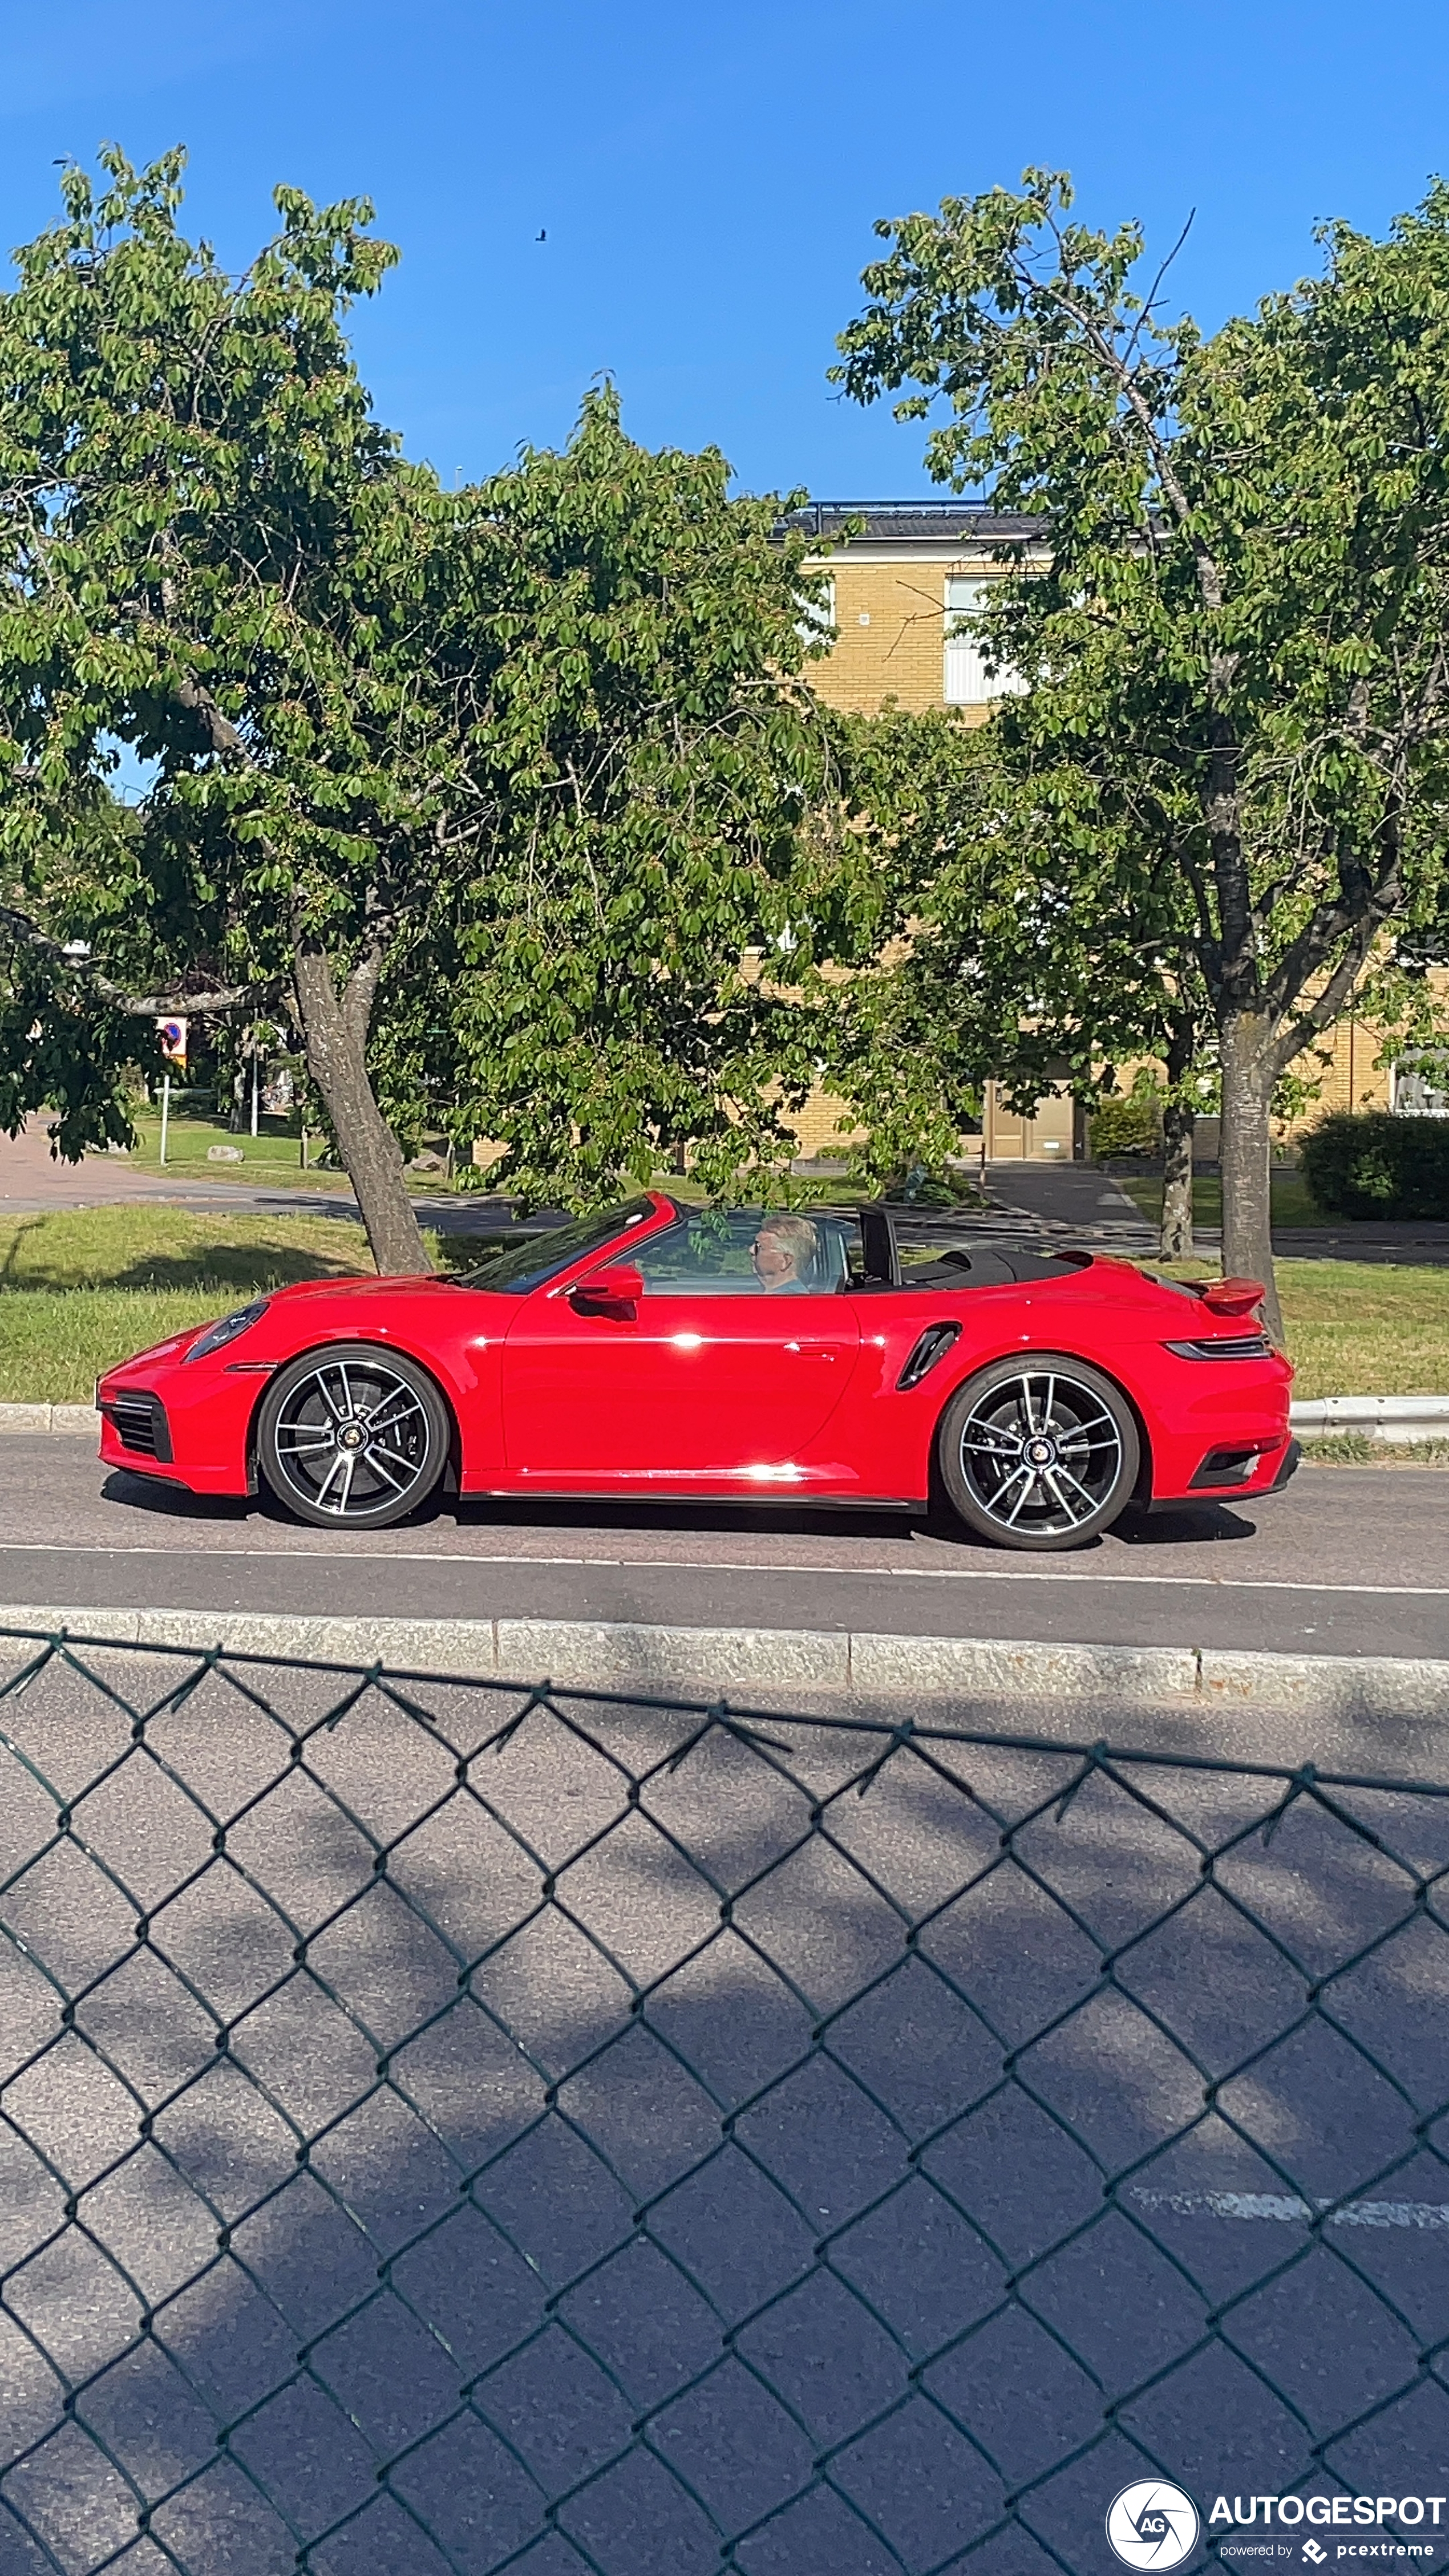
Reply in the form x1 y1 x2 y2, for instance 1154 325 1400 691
751 1214 819 1294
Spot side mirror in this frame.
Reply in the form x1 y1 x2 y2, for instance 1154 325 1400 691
570 1265 644 1314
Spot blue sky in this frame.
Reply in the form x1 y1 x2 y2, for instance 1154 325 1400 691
1 0 1445 499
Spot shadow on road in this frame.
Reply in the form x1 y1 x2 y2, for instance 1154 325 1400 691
98 1468 1247 1558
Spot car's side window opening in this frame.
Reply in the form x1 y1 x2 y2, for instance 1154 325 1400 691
635 1210 860 1295
459 1200 654 1294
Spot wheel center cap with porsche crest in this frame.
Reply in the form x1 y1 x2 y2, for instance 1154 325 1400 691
1026 1436 1057 1467
338 1421 367 1452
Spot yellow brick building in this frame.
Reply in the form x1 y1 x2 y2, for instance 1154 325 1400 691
791 501 1068 1163
797 499 1031 723
788 502 1439 1165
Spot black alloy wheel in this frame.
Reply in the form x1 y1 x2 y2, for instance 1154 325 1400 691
257 1344 450 1530
937 1354 1140 1551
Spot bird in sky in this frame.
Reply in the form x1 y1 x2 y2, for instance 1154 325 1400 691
536 229 546 241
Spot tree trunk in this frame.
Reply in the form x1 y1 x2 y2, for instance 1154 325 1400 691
292 940 432 1277
1218 1006 1282 1343
1158 1016 1197 1261
1158 1099 1195 1261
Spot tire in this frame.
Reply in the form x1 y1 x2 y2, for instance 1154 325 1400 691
258 1343 450 1531
937 1354 1140 1552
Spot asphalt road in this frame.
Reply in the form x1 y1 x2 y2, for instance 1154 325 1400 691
2 1438 1447 1667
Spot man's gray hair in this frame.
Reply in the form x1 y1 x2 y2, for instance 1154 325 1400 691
757 1214 819 1271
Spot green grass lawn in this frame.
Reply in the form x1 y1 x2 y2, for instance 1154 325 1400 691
1114 1167 1325 1230
2 1205 1445 1409
0 1207 377 1402
112 1107 347 1189
110 1107 465 1193
1274 1259 1449 1400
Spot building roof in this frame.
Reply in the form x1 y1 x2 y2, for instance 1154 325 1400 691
781 500 1043 544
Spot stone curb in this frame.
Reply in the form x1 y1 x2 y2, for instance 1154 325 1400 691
0 1404 99 1434
1 1603 1447 1718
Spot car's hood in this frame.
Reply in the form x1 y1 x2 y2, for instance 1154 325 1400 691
266 1274 456 1300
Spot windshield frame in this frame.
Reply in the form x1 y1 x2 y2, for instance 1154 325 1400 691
454 1197 666 1296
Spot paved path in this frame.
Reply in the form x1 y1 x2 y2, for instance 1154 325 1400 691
981 1159 1157 1248
3 1440 1446 1669
0 1116 524 1236
986 1156 1449 1265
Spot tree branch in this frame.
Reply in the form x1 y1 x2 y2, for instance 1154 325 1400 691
1263 814 1405 1026
1271 922 1377 1078
173 672 246 755
0 904 271 1018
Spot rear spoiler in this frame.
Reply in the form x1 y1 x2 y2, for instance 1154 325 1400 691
1190 1275 1266 1319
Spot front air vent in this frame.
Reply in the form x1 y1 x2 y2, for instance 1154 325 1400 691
107 1394 172 1462
1189 1445 1266 1489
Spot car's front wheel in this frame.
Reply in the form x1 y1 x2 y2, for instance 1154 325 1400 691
257 1344 450 1530
937 1355 1140 1550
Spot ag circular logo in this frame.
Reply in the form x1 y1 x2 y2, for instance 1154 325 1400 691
1106 2481 1201 2569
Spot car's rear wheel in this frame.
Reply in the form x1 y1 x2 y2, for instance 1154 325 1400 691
937 1355 1139 1551
258 1344 450 1530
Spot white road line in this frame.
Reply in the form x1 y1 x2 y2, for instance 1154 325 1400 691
0 1540 1447 1598
1131 2188 1449 2230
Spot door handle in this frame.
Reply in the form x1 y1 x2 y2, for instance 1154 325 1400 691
784 1343 837 1360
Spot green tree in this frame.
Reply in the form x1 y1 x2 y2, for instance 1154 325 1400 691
0 153 844 1252
430 390 844 1206
830 712 1216 1254
0 146 479 1273
835 171 1449 1331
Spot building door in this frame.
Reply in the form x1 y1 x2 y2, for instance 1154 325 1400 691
984 1083 1078 1161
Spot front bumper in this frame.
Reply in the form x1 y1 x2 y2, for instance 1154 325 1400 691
96 1362 264 1494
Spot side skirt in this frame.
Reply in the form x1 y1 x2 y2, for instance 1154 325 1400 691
459 1485 925 1512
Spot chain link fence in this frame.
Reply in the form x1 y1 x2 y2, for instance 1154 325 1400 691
1 1622 1446 2574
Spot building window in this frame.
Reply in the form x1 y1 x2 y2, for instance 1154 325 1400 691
944 576 1022 704
1393 1054 1449 1116
797 574 836 652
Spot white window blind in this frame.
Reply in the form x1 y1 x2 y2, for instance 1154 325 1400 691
796 575 836 651
944 576 1022 704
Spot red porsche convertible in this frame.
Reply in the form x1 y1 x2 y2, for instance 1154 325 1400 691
96 1194 1296 1552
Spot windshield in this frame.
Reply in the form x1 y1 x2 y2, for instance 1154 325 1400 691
456 1200 657 1294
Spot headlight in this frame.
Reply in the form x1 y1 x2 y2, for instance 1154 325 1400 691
184 1299 271 1363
